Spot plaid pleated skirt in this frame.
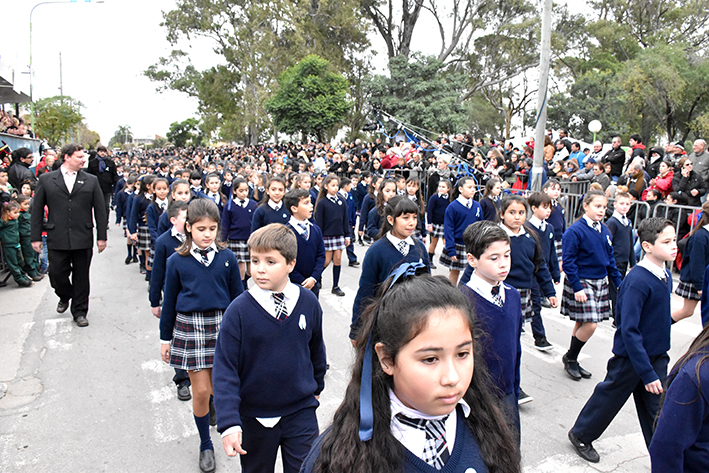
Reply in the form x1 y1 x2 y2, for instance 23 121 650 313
675 280 701 301
147 245 155 268
169 310 224 371
560 277 610 322
324 235 346 251
439 243 468 271
430 223 445 238
136 225 151 251
227 239 250 262
554 240 563 261
518 287 532 319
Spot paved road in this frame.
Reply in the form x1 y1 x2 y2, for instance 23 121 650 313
0 224 703 472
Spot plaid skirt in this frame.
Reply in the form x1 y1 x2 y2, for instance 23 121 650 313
554 240 563 261
675 280 701 301
439 243 468 271
560 277 611 322
227 239 250 262
518 287 532 319
147 245 155 268
430 223 445 238
324 235 346 251
136 225 151 251
169 310 224 371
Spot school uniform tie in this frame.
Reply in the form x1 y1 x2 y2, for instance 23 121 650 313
398 240 409 256
622 216 630 226
298 222 310 241
273 292 288 321
239 199 247 208
491 284 504 307
592 221 601 233
440 194 448 199
395 413 450 469
195 247 213 266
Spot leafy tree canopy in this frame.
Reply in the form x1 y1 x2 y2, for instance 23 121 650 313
33 96 84 148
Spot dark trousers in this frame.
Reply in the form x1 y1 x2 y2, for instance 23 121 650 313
173 368 190 387
48 248 93 318
240 406 318 473
530 280 545 339
3 245 27 283
572 353 669 446
501 391 521 449
20 237 39 276
609 261 628 318
346 226 357 263
103 192 112 223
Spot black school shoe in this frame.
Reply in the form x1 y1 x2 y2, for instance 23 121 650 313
348 260 360 267
568 429 600 463
562 354 582 381
199 449 216 473
177 384 191 401
209 400 217 426
332 287 345 296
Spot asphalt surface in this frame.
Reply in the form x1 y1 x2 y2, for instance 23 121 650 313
0 223 703 472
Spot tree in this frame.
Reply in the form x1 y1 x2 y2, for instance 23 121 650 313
266 55 351 141
33 95 84 147
167 118 202 148
78 123 101 150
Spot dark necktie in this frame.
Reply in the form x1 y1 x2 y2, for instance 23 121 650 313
592 221 601 233
491 285 504 307
398 240 408 255
273 292 288 321
195 247 213 266
395 413 450 469
298 222 310 240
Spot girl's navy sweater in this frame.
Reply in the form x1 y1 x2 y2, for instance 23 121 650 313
159 250 243 341
426 193 449 226
315 196 349 237
221 198 257 241
351 237 430 338
149 230 181 308
443 200 482 258
358 194 375 232
114 189 132 225
127 194 151 234
250 204 290 234
562 219 622 293
146 202 164 242
479 196 499 222
680 227 709 286
366 206 383 240
548 201 566 241
212 288 326 430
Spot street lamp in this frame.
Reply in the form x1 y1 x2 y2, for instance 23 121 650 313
588 120 602 143
29 0 105 136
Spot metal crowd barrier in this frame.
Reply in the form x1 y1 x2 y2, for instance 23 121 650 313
651 203 702 239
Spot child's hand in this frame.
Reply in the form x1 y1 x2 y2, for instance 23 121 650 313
548 296 558 308
151 307 161 319
345 238 350 246
222 432 247 457
554 281 560 285
574 290 587 303
130 233 138 242
427 224 433 232
160 344 170 363
645 380 663 395
450 255 457 262
302 278 316 290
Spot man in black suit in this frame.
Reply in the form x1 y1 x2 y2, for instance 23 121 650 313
31 143 108 327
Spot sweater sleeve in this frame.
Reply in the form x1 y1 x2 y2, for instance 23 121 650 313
444 205 457 257
149 241 167 308
351 247 380 339
250 206 264 234
221 203 232 242
689 232 709 285
228 252 245 299
628 224 637 266
312 233 326 281
213 305 244 432
115 193 124 225
159 255 182 341
128 196 141 234
562 228 583 292
147 205 160 242
618 281 658 385
308 298 327 395
548 228 561 282
427 195 436 225
314 200 325 231
604 228 623 287
366 207 380 240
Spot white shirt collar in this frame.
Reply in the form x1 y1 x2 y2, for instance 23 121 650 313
528 215 545 230
170 226 186 242
612 211 629 224
386 231 415 248
456 196 472 208
500 222 525 237
248 281 300 318
637 257 668 281
190 241 218 266
466 270 506 304
60 164 77 176
288 216 310 232
268 199 282 211
155 197 168 208
583 215 600 229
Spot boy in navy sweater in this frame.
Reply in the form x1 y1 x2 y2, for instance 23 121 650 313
459 220 522 443
213 224 326 473
606 192 636 319
543 179 565 263
284 189 326 298
338 177 360 267
569 218 676 463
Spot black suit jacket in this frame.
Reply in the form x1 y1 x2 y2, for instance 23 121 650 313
31 169 108 250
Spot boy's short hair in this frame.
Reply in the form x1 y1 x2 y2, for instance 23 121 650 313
527 192 552 209
638 218 673 245
615 192 631 201
167 200 189 220
340 176 352 187
284 189 310 213
248 223 297 263
206 172 221 183
542 178 561 191
463 220 510 259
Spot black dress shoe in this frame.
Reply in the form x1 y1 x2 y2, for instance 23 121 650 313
331 287 345 296
568 429 600 463
348 260 360 267
577 364 592 379
209 400 217 426
177 384 191 401
17 279 33 287
199 449 216 473
125 256 132 265
74 315 89 327
57 300 70 313
29 273 44 281
563 354 582 381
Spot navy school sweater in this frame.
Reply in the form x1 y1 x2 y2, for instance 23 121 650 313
146 202 164 243
353 182 368 211
250 203 290 234
315 195 349 237
127 194 151 234
358 194 375 232
149 230 181 308
548 201 566 241
286 222 326 284
212 287 326 430
526 221 561 283
680 227 709 286
443 200 482 258
300 404 488 473
366 206 383 240
341 191 357 230
159 249 243 341
221 198 257 241
460 284 521 398
351 237 430 339
426 193 449 226
614 265 672 385
114 189 133 225
606 215 637 266
479 196 499 222
562 219 623 293
157 210 170 236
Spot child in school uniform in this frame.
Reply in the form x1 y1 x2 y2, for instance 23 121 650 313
351 196 430 340
251 176 289 234
128 174 156 276
310 173 324 206
366 178 397 241
284 189 325 298
338 177 360 267
672 201 709 323
204 173 225 213
479 177 502 222
569 218 676 463
301 270 519 473
15 195 43 282
213 224 327 473
606 192 636 320
160 199 243 473
115 175 138 264
358 175 383 245
0 201 33 287
404 177 426 243
221 177 257 286
440 176 482 286
314 174 350 297
149 201 192 402
561 190 623 381
426 178 451 268
157 179 192 235
146 177 170 283
543 179 566 263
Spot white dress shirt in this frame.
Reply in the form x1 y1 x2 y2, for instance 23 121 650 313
465 270 506 305
528 215 546 232
386 231 415 256
456 196 472 208
190 242 218 266
637 257 667 281
268 200 282 211
60 165 77 193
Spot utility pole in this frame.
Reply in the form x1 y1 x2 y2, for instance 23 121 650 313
530 0 552 192
59 51 63 102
